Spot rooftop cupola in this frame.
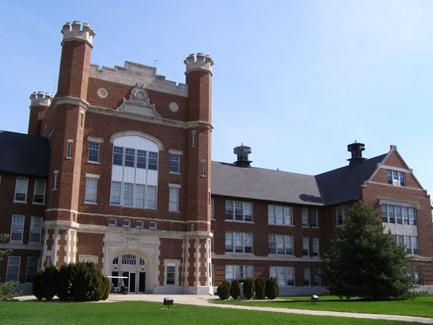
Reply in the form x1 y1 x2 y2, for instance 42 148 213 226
234 144 252 168
347 141 366 165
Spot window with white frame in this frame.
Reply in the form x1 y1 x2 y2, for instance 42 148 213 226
26 256 39 282
166 265 176 285
135 220 143 229
110 134 159 209
393 234 419 255
269 266 295 286
225 232 253 254
312 238 320 257
14 177 28 202
225 265 254 280
336 206 348 225
303 267 311 285
301 207 308 226
6 256 21 282
10 215 24 242
200 160 206 176
84 177 98 203
224 200 253 222
122 219 130 228
302 237 309 256
29 216 43 243
66 140 73 159
381 204 416 225
107 218 117 227
52 170 59 191
387 169 406 186
33 179 46 204
169 153 180 173
88 142 100 163
268 234 293 255
169 186 180 212
310 208 319 227
268 205 293 225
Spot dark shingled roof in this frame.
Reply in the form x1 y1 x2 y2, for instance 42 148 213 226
211 154 387 206
0 131 50 177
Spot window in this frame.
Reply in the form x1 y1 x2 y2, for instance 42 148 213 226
6 256 21 282
410 267 422 285
268 234 293 255
122 255 136 265
26 256 39 282
52 170 59 191
137 150 146 168
148 152 158 170
312 238 320 257
336 207 347 225
149 221 157 230
301 208 308 226
268 205 293 225
135 220 144 229
88 142 100 162
225 232 253 254
113 146 123 165
169 186 180 212
303 267 311 286
394 235 419 255
269 266 295 286
200 160 206 176
302 237 309 256
224 200 253 222
310 209 319 227
225 265 254 280
387 169 406 186
10 215 24 242
381 204 417 225
66 140 73 159
33 179 46 204
84 177 98 203
122 219 130 228
311 267 321 286
146 186 157 209
110 181 121 205
135 184 145 208
29 216 43 243
122 183 133 207
191 130 196 147
169 154 180 173
14 177 28 202
211 198 215 220
125 148 135 167
80 111 85 128
166 265 176 285
108 218 117 227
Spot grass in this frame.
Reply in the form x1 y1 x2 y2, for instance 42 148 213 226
0 300 412 324
214 294 433 318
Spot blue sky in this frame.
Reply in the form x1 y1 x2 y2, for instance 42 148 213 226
0 0 432 198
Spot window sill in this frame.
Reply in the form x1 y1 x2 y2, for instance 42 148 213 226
13 200 27 204
268 254 294 257
32 202 45 206
268 223 294 227
84 201 97 205
65 157 72 160
224 252 254 256
169 171 181 175
224 220 255 224
109 204 158 211
168 210 181 213
87 161 100 165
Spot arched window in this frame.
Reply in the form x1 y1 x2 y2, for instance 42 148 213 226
110 133 161 209
122 255 137 265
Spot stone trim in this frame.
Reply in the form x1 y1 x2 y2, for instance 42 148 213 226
212 254 323 262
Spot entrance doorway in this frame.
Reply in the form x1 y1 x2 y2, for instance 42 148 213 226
111 254 146 293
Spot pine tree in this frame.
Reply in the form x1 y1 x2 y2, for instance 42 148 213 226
323 202 414 299
0 234 10 262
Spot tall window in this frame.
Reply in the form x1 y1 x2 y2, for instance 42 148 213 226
169 154 180 173
224 200 253 222
110 134 160 209
312 238 320 257
310 209 319 227
33 179 46 204
14 177 28 202
166 265 176 285
10 215 24 242
301 208 308 226
268 234 293 255
26 256 39 282
302 237 309 256
269 266 295 286
169 186 180 212
387 170 406 186
268 205 293 225
6 256 21 282
225 265 254 280
336 207 347 225
84 177 98 203
66 140 73 159
381 204 417 225
88 142 100 163
225 232 253 254
29 216 43 243
394 234 419 255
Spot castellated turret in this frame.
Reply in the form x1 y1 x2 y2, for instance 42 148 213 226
184 53 214 75
61 21 95 46
29 91 53 108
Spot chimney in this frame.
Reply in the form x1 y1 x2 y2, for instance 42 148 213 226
347 141 366 165
233 144 252 168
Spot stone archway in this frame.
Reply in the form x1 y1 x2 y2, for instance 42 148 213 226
110 249 148 293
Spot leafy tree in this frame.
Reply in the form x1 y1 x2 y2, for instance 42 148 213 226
323 202 414 299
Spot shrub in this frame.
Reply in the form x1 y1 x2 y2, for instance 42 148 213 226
265 277 279 300
243 278 255 299
43 265 59 300
254 278 266 299
230 280 240 299
216 280 231 300
57 264 74 301
0 281 18 301
33 270 44 301
98 274 111 300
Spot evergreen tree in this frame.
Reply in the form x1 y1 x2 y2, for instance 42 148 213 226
323 202 414 299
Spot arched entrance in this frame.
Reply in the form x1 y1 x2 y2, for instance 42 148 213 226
110 254 146 293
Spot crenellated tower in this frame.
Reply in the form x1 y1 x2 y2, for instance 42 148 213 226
28 91 53 135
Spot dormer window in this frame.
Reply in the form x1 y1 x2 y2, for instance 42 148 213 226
387 170 406 186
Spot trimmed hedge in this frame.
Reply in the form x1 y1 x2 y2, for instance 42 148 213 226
243 278 255 299
216 280 231 300
254 278 266 299
230 280 240 299
33 265 58 301
265 277 279 299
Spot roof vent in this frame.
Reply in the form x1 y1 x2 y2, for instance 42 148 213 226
233 144 252 168
347 141 366 165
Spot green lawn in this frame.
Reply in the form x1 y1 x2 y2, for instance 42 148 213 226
214 295 433 318
0 301 411 325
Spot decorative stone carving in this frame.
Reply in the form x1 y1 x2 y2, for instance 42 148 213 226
116 83 160 117
97 87 108 98
169 102 179 113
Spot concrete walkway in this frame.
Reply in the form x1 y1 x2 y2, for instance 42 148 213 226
18 294 433 324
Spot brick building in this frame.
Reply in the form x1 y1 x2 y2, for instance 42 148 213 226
0 21 432 295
